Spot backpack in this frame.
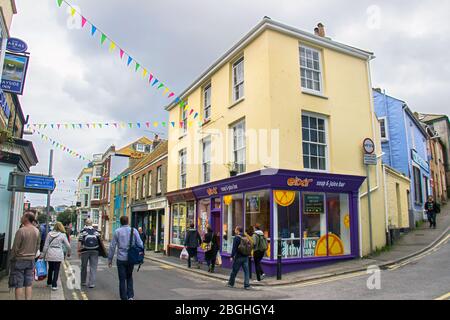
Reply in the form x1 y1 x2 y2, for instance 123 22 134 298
256 233 268 252
128 228 145 270
237 236 252 256
83 228 99 250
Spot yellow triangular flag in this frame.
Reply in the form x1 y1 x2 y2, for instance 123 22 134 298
142 68 147 78
184 104 189 111
163 87 169 95
71 8 76 16
109 42 116 52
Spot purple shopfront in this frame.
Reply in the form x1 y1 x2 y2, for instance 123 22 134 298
168 169 365 276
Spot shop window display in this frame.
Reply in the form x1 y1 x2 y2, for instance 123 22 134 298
326 193 351 256
274 191 300 258
302 193 326 257
171 203 187 245
222 193 244 253
198 199 211 239
245 190 270 256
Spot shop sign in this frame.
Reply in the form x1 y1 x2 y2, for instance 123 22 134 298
1 52 30 95
148 199 166 210
206 187 218 196
302 238 318 257
363 154 377 166
281 240 301 258
287 177 313 187
411 149 429 173
315 179 346 188
303 194 324 213
6 37 28 53
363 138 375 154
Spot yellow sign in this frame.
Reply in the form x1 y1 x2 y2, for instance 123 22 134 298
344 214 350 229
314 233 344 257
223 195 232 206
274 190 296 207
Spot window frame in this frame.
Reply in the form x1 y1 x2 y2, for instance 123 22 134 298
135 177 140 201
202 136 211 183
379 117 389 141
203 83 212 121
142 174 146 199
299 44 324 95
92 185 100 200
180 103 188 136
147 171 152 197
157 166 162 195
179 149 187 189
231 119 246 174
301 112 329 172
232 57 245 102
136 143 146 153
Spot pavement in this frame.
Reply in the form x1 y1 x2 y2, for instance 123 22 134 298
144 204 450 287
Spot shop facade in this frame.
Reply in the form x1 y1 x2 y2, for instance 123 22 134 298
167 169 365 275
131 198 167 252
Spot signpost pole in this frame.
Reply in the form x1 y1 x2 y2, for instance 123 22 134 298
46 150 54 235
6 171 16 272
366 164 373 253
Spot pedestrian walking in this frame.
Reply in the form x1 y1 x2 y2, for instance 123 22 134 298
252 223 268 281
184 223 202 269
244 226 255 279
424 196 440 229
9 212 40 300
39 222 49 252
138 227 147 248
108 216 143 300
78 219 101 288
227 226 253 290
41 222 71 291
203 225 219 273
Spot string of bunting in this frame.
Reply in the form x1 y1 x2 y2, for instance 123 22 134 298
26 120 202 130
56 0 200 121
33 129 91 162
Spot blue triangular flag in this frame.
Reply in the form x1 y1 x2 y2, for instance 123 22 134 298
91 25 97 36
127 56 133 66
152 78 159 86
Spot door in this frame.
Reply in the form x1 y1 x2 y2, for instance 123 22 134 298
211 212 221 248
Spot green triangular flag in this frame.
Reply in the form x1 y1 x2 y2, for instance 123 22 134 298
135 62 140 72
101 33 107 45
57 0 63 7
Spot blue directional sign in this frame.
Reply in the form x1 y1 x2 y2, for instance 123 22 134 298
24 175 55 191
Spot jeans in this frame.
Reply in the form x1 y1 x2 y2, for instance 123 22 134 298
427 213 437 228
80 250 99 286
117 260 134 300
228 256 250 288
253 250 265 281
47 261 61 288
187 248 199 268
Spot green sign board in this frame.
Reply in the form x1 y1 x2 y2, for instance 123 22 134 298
303 194 324 213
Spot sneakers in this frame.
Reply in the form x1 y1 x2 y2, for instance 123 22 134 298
244 286 254 290
226 283 234 288
52 286 58 291
88 285 96 289
261 274 266 280
128 298 134 300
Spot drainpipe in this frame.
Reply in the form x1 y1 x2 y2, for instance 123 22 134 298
383 89 394 167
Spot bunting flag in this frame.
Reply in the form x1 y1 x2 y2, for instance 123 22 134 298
56 0 198 121
33 129 91 162
27 120 200 130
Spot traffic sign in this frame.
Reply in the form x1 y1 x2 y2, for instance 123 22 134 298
24 175 55 190
364 154 377 165
363 138 375 154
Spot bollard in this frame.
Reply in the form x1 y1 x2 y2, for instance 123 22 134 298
277 240 282 280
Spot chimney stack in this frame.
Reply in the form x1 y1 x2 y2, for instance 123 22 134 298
317 23 325 37
152 134 161 149
314 27 320 36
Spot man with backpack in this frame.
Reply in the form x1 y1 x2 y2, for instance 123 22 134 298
252 223 267 282
78 219 100 288
424 196 440 229
108 216 143 300
227 226 253 290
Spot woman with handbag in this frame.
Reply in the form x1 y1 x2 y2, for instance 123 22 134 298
203 225 219 273
41 222 71 290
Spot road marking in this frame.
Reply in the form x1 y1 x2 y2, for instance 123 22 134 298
435 292 450 300
282 271 367 288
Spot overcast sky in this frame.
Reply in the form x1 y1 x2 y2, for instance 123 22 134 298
12 0 449 206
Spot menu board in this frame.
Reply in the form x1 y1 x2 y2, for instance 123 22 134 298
304 194 324 214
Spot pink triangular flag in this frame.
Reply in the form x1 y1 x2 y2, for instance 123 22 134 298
148 74 153 83
81 16 87 28
119 49 124 59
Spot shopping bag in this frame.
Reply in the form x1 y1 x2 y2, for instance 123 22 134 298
34 259 47 281
215 252 222 266
180 248 189 260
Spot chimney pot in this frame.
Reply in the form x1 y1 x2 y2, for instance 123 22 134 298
317 23 325 37
314 27 320 36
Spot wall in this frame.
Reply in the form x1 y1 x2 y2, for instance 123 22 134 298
0 163 14 250
384 166 410 229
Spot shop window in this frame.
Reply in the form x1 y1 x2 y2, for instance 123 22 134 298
222 194 244 253
214 198 221 210
302 193 327 258
245 190 271 257
198 199 211 240
171 203 186 246
274 191 300 259
187 201 195 226
326 193 351 256
413 166 422 204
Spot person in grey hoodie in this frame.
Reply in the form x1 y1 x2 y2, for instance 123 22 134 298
41 222 71 290
184 223 202 268
252 224 267 282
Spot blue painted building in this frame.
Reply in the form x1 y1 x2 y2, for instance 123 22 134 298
373 89 431 228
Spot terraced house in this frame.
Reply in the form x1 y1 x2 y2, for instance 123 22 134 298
165 18 397 275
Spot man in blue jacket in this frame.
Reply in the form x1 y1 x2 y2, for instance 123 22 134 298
227 226 251 290
108 216 143 300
